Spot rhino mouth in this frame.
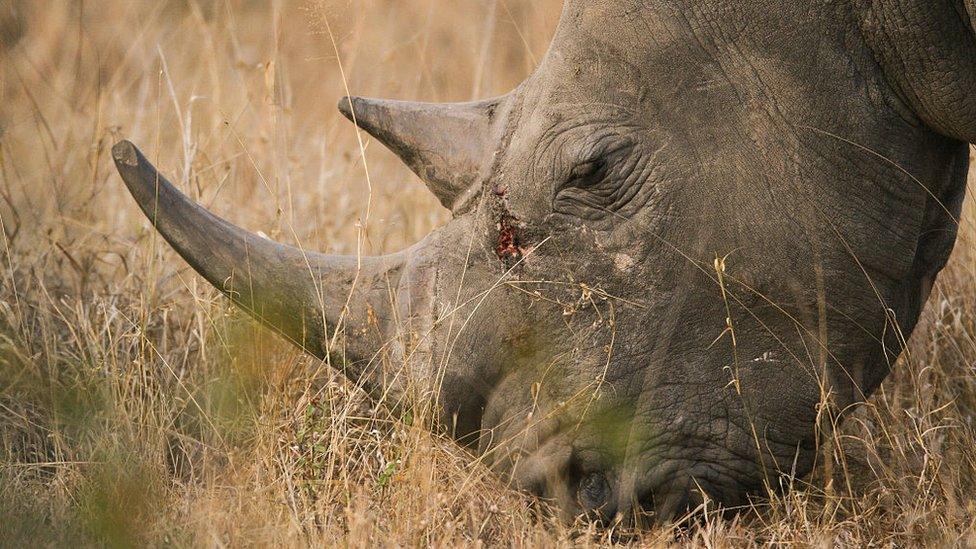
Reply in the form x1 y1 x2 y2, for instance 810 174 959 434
488 408 772 522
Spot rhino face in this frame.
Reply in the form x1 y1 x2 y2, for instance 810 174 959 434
113 1 976 522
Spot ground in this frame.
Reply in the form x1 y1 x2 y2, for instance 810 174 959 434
1 1 976 546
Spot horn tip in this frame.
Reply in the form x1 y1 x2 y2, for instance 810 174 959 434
112 140 139 167
337 96 362 122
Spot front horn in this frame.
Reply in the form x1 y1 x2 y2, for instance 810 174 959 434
112 140 407 385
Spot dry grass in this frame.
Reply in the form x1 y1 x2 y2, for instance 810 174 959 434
1 1 976 546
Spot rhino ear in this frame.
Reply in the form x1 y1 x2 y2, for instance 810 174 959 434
338 95 510 212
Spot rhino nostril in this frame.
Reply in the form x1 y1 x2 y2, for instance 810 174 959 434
577 472 612 514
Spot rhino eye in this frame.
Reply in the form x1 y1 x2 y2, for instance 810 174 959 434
567 158 608 188
552 142 644 222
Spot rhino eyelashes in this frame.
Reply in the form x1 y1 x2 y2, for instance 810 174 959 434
568 158 609 184
565 158 611 193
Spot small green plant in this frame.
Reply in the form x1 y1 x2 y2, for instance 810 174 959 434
377 460 398 488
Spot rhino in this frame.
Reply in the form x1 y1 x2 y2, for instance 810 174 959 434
112 0 976 522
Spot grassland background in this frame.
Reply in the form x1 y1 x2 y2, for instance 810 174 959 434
1 1 975 546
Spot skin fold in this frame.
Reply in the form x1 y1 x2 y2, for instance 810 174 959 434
114 0 976 523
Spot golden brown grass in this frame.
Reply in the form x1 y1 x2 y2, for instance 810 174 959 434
1 1 975 546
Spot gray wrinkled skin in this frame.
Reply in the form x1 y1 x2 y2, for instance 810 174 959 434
113 0 976 523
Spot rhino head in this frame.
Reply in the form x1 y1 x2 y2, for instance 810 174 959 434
113 0 976 522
